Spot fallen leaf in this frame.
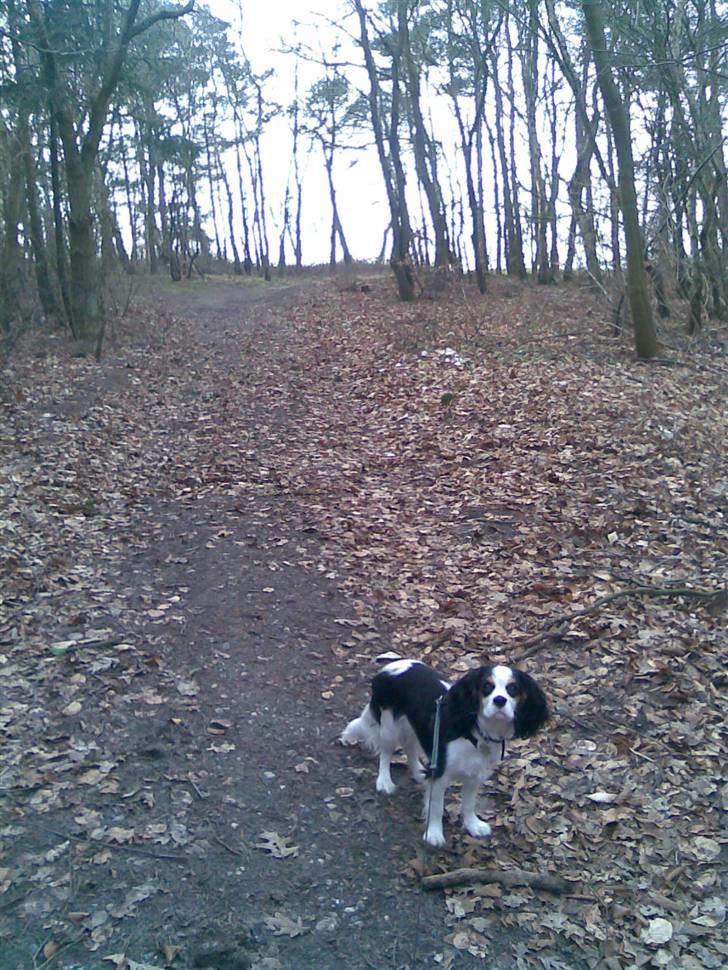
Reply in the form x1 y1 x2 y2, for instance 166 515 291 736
176 680 198 697
263 911 308 937
254 831 299 859
689 837 720 861
640 918 673 946
42 941 61 960
585 791 619 804
160 943 181 965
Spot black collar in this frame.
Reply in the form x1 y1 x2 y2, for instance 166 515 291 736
468 724 507 759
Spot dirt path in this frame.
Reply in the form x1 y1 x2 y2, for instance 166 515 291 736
1 278 500 970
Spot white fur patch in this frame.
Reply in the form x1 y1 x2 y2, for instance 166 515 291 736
340 705 379 752
380 658 421 676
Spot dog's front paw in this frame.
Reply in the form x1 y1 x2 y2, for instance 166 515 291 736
464 817 492 839
376 777 397 795
424 827 447 848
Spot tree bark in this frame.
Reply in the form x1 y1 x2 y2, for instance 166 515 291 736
354 0 415 301
581 0 657 358
27 0 194 339
399 0 450 267
0 140 24 334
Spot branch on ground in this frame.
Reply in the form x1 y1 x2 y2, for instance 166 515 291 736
514 584 726 662
421 867 572 894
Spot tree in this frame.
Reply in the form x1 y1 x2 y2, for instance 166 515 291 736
443 0 502 293
580 0 658 359
28 0 194 340
354 0 416 300
304 69 365 267
398 0 452 269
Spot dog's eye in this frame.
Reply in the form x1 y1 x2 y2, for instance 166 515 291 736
484 680 495 694
506 683 520 697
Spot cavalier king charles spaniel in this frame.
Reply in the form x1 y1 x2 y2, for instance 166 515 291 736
341 655 548 847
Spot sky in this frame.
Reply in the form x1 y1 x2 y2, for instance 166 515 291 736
205 0 390 264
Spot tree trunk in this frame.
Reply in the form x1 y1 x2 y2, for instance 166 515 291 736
581 0 657 359
521 1 552 282
143 124 158 274
0 142 24 334
220 160 242 275
23 128 63 321
399 0 450 267
49 114 74 331
325 155 353 268
486 120 503 274
65 156 103 339
354 0 415 301
491 36 526 279
291 66 304 269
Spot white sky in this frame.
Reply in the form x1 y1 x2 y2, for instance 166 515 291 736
204 0 390 264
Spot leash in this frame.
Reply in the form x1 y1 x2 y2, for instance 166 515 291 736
424 695 445 835
430 695 445 775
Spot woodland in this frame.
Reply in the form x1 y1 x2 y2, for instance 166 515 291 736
0 0 726 354
0 1 727 970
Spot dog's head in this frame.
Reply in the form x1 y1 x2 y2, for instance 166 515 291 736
447 664 549 740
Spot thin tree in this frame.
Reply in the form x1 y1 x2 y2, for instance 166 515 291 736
580 0 658 359
27 0 194 339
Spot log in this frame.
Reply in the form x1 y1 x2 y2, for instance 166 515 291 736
421 867 571 894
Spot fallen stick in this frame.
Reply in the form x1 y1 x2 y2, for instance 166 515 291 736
51 829 186 862
514 584 725 662
421 867 571 894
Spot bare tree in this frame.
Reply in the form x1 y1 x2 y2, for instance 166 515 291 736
580 0 658 359
28 0 194 339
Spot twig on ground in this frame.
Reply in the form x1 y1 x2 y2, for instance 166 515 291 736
0 892 29 915
187 773 207 799
421 867 571 894
511 623 571 661
514 584 724 662
214 836 246 857
52 829 186 862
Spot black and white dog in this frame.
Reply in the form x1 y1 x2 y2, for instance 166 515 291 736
341 655 548 847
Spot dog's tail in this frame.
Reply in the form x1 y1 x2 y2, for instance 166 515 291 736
340 703 380 752
340 652 397 751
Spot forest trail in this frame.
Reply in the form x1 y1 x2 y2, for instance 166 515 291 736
1 273 725 970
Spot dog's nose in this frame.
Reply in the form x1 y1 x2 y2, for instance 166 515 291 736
493 695 507 708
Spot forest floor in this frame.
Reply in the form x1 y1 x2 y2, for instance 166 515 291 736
0 268 726 970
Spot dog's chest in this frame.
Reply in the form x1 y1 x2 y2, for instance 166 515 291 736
443 738 500 782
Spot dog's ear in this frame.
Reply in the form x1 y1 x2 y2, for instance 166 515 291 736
513 670 549 738
445 667 489 733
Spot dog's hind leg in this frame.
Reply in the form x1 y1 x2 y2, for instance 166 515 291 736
404 735 427 784
375 710 398 794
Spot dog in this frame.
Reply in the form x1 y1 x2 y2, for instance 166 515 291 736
341 655 548 847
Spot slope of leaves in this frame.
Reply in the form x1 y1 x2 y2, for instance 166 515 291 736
1 274 725 969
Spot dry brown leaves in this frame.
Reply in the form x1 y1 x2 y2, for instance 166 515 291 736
1 274 725 968
191 275 725 969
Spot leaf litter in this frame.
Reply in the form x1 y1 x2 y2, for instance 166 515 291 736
0 273 725 968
